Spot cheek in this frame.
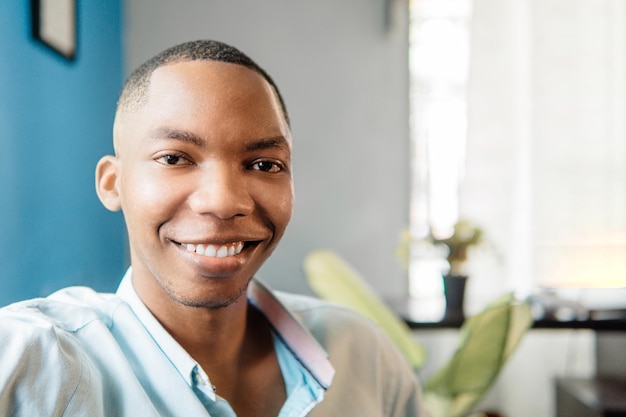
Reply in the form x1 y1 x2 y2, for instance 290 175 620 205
120 169 183 228
266 185 294 235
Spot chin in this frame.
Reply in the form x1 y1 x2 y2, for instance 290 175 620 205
163 277 250 310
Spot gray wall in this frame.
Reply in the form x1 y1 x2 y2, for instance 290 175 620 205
123 0 411 298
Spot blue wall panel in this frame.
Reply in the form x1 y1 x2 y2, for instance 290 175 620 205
0 2 127 306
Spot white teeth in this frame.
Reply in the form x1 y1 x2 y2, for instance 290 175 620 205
216 246 228 258
183 242 244 258
204 245 217 257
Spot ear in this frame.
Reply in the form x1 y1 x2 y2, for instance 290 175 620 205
95 155 122 212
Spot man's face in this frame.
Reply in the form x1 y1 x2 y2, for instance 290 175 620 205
110 61 293 309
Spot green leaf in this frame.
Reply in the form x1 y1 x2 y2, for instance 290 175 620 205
304 249 427 370
424 293 533 417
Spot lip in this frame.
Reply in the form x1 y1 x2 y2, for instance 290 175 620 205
171 238 263 277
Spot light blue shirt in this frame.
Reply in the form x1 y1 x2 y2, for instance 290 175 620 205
115 269 326 417
0 270 425 416
0 269 335 416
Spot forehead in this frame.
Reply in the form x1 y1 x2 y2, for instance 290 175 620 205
151 60 284 121
115 60 289 152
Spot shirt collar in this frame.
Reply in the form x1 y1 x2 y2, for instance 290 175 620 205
115 268 335 391
114 269 216 399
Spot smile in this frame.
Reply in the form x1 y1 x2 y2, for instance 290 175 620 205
181 241 244 258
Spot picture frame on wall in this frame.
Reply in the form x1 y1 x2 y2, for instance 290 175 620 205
31 0 77 61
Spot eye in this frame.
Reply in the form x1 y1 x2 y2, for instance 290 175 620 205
155 153 192 166
250 160 284 173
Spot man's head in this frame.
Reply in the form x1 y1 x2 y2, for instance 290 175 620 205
96 40 293 311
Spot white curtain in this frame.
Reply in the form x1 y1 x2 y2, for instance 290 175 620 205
461 0 626 311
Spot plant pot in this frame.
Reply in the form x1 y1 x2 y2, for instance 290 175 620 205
443 274 468 322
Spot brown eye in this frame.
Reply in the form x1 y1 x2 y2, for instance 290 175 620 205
252 161 282 173
164 155 180 165
155 153 192 166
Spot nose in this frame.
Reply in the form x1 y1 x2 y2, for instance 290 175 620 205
187 164 254 219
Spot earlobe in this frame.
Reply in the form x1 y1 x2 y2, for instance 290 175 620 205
95 155 122 212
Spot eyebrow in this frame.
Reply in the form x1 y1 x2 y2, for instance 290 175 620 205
148 126 290 152
245 136 291 152
148 126 205 147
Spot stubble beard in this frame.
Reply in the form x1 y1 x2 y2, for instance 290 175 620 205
162 277 252 310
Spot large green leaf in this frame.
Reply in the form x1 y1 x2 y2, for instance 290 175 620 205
424 293 533 417
304 249 427 370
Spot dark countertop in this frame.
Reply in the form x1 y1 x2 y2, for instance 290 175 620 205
395 298 626 331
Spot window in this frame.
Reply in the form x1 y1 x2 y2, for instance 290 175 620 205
409 0 626 313
408 0 472 307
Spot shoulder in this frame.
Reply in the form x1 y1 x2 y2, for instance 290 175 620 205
0 285 121 362
0 286 122 373
275 291 382 337
274 291 378 338
276 292 427 416
0 288 114 415
276 292 404 365
0 286 120 331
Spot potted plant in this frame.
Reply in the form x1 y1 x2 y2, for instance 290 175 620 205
430 219 484 321
431 219 484 278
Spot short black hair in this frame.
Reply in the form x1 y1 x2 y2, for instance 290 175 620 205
116 40 290 126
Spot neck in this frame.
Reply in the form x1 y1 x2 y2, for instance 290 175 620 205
156 295 252 363
162 300 277 401
133 277 285 414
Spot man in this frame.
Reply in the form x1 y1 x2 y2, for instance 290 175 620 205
0 40 425 416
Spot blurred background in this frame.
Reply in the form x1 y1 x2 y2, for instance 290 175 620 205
1 1 625 416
